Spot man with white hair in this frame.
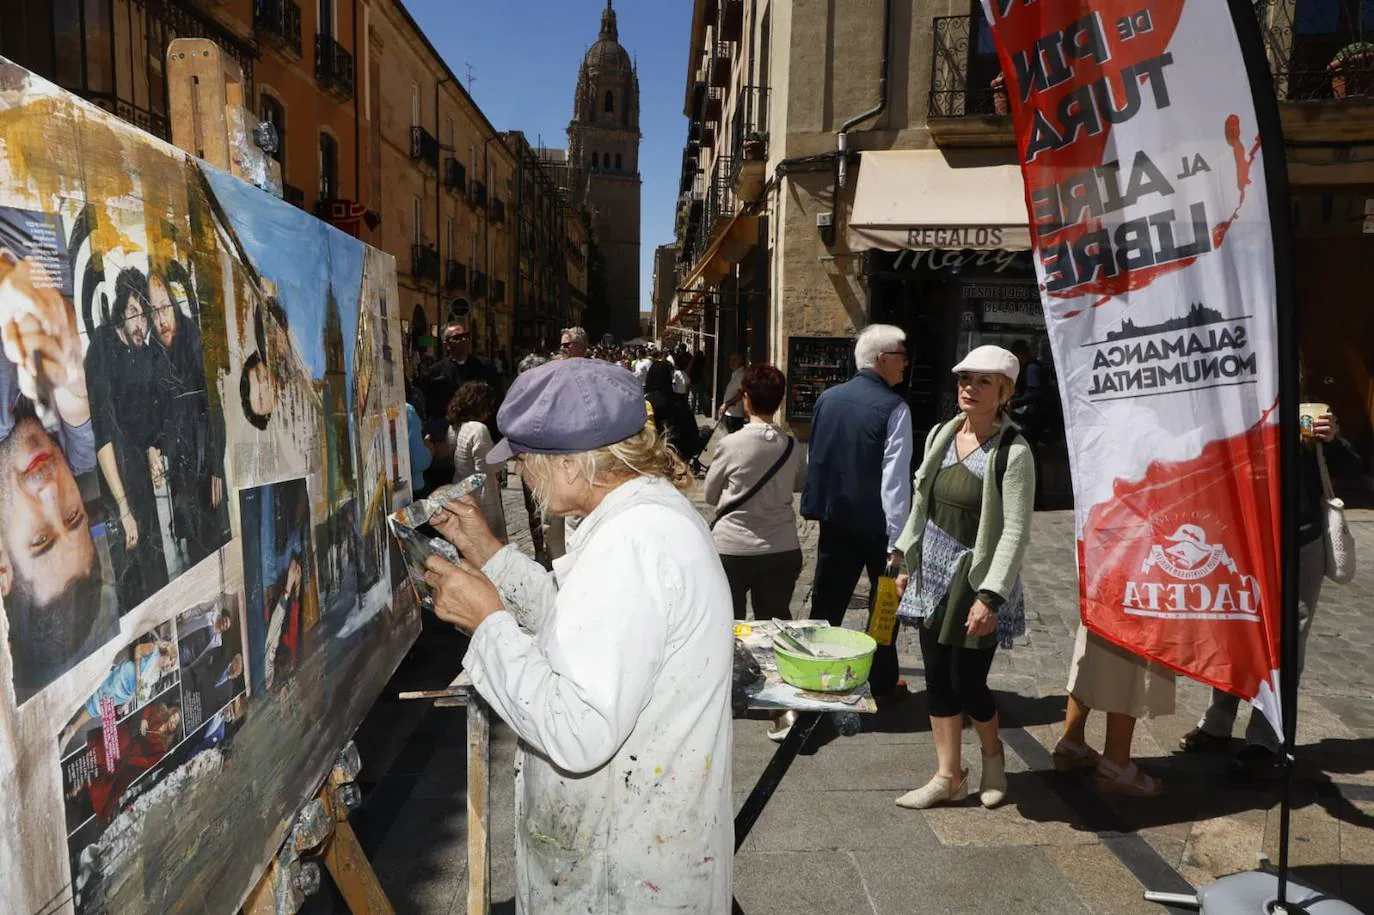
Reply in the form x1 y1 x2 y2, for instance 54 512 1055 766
559 326 589 358
801 323 913 706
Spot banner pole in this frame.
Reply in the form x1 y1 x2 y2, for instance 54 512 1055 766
1223 0 1300 908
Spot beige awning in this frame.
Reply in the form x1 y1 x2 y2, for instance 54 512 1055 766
848 150 1031 252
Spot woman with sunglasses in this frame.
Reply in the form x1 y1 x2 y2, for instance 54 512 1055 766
892 345 1035 810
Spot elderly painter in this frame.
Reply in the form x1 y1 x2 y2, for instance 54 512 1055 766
423 358 734 912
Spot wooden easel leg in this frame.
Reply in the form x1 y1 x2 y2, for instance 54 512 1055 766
241 859 282 915
322 819 395 915
467 698 491 915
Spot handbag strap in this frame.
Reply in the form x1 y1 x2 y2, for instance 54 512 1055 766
711 435 795 530
1316 442 1336 500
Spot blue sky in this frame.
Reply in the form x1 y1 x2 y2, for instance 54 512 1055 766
202 167 363 385
404 0 693 315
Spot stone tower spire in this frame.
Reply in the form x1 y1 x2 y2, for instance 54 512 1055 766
567 0 642 341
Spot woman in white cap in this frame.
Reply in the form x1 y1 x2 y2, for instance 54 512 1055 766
421 358 735 913
892 344 1035 810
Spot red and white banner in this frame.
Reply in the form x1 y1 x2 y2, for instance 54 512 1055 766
978 1 1285 730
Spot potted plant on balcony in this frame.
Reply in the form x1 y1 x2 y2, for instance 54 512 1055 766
741 131 767 161
1329 41 1374 98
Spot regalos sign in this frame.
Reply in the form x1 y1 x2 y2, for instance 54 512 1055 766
981 0 1286 730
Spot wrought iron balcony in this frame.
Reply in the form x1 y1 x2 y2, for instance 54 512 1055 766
491 198 506 224
445 157 466 193
1259 0 1374 101
470 180 488 209
283 183 305 208
493 279 506 305
472 270 488 298
928 15 1003 119
255 0 302 59
445 259 467 291
710 41 732 88
315 34 354 101
411 244 440 283
410 125 439 170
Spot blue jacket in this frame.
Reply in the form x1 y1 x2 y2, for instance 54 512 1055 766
800 370 906 538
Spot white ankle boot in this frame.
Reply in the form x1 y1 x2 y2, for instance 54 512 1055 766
979 743 1007 808
895 769 969 809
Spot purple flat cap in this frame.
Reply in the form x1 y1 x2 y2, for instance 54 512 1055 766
484 358 648 468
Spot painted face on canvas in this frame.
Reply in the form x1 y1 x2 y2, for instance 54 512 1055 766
0 417 96 604
122 297 150 347
149 278 179 349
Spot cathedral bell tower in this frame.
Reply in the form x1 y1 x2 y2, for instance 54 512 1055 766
567 0 641 342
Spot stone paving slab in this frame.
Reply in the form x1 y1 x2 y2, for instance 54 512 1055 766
318 463 1374 915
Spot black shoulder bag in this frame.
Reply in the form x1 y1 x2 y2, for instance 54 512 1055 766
710 436 796 530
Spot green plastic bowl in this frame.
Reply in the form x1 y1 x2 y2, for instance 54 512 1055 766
772 627 877 692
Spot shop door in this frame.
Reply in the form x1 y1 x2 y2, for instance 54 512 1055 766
1296 236 1374 494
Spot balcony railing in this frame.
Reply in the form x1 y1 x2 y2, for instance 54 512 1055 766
928 15 1003 118
470 180 488 208
315 34 355 101
411 244 440 283
255 0 302 58
283 183 305 208
491 198 506 224
710 41 733 88
410 125 439 170
1259 0 1374 101
445 259 467 291
493 279 506 305
445 157 466 193
704 156 735 241
472 270 488 298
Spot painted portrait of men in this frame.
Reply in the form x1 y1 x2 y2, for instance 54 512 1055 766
84 267 169 612
147 270 229 569
0 213 118 701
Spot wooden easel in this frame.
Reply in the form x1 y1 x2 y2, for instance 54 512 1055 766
399 673 490 915
240 741 395 915
165 38 282 195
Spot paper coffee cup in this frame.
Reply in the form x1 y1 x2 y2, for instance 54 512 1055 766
1300 402 1329 439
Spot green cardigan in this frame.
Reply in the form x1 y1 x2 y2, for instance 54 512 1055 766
894 415 1036 605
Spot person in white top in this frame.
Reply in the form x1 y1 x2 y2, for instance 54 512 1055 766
717 352 747 434
423 359 734 913
444 379 507 541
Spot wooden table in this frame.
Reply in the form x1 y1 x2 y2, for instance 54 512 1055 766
402 621 876 915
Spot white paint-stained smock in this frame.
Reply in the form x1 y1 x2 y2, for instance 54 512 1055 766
463 475 735 912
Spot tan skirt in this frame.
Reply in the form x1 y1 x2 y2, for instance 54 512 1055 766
1066 626 1177 719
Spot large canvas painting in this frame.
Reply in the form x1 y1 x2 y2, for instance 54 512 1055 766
0 60 420 913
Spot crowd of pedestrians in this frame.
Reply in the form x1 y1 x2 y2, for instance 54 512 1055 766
400 320 1352 911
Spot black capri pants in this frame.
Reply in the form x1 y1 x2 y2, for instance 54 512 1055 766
918 624 999 722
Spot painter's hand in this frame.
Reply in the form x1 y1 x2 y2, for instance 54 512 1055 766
0 253 89 423
1314 412 1339 443
211 476 224 509
432 497 501 567
286 561 302 597
965 600 997 639
895 574 909 598
424 555 503 634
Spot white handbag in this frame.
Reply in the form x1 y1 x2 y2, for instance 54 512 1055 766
1317 444 1356 584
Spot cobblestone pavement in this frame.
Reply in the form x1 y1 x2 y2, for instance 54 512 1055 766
327 446 1374 915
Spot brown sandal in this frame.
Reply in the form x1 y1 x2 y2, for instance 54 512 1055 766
1093 759 1162 797
1052 738 1100 772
